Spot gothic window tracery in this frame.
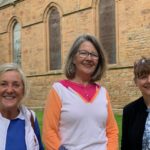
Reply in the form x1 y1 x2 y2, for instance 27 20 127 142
13 22 21 65
49 7 61 70
99 0 116 64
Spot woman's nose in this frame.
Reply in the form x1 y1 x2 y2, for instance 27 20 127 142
86 54 93 60
6 85 14 93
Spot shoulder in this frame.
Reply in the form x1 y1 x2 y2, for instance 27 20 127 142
98 85 108 95
29 109 36 120
123 97 146 114
49 82 63 94
20 105 36 120
52 81 63 88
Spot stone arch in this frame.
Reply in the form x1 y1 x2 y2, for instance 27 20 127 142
94 0 117 64
43 3 63 71
7 16 22 65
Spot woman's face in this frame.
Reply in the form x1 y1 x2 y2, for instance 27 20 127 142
73 41 99 79
0 71 24 111
135 74 150 98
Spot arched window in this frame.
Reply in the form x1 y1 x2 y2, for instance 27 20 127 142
99 0 116 64
13 22 21 65
49 7 61 70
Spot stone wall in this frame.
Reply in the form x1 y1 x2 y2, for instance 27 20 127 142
0 0 150 113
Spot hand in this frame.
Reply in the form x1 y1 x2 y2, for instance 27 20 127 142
59 145 68 150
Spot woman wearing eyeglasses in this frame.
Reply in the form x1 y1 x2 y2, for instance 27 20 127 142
42 34 119 150
121 57 150 150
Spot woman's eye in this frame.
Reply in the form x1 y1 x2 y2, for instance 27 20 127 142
91 53 98 57
80 52 87 55
139 75 147 79
0 82 7 86
13 83 21 88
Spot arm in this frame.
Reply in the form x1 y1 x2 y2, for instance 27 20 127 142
42 88 62 150
34 118 44 150
106 92 119 150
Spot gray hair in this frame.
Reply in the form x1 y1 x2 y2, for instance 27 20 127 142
64 34 107 81
0 63 28 99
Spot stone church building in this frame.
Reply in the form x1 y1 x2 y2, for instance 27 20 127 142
0 0 149 113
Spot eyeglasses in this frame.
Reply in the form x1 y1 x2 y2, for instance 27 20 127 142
78 50 99 60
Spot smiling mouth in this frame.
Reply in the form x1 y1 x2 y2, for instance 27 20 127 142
145 87 150 89
83 63 94 67
144 84 150 88
3 95 16 100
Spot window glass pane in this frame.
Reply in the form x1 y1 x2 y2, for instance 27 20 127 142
13 22 21 65
99 0 116 64
49 7 61 70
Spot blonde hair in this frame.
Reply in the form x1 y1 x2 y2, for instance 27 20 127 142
0 63 29 99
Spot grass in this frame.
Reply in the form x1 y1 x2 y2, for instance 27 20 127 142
115 114 122 147
35 110 43 131
36 111 122 145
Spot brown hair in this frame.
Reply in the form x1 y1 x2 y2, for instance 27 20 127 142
64 34 107 82
134 57 150 79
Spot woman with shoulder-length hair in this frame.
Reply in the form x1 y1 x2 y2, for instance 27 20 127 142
43 34 119 150
0 63 44 150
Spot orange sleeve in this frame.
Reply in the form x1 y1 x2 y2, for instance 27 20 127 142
42 88 61 150
106 92 119 150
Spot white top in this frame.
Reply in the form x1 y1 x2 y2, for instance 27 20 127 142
53 82 108 150
0 105 39 150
